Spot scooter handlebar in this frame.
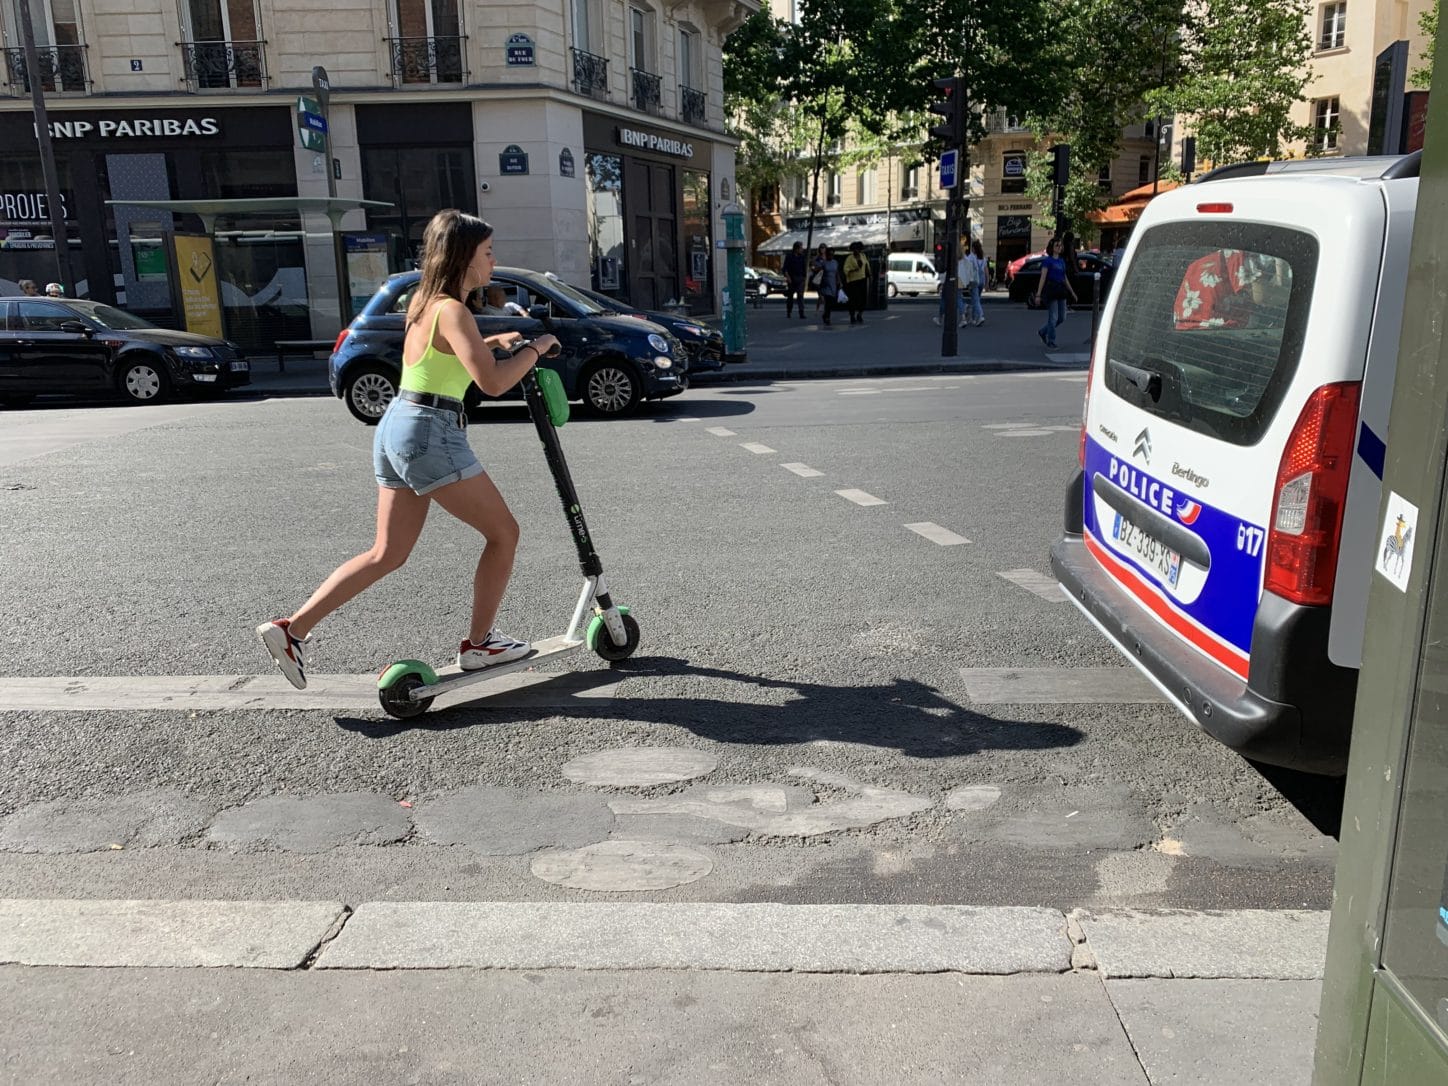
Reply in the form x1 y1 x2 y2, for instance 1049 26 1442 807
518 336 561 359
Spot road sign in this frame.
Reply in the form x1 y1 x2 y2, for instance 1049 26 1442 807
301 112 328 134
939 149 958 189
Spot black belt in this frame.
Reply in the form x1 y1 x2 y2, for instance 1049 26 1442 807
398 389 466 427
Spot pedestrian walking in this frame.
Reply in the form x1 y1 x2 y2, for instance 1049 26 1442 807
1031 236 1076 349
44 282 63 297
842 241 869 324
18 279 38 296
782 241 808 319
935 238 969 327
967 240 988 326
256 209 558 690
816 246 840 326
809 243 828 316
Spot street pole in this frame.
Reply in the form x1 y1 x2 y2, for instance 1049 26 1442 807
16 0 74 292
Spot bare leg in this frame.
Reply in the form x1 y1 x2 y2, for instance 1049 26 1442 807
429 472 520 643
287 486 430 638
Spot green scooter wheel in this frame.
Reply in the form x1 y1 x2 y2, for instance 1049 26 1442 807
587 609 639 662
378 671 434 720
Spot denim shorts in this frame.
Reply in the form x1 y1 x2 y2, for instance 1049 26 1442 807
373 397 484 496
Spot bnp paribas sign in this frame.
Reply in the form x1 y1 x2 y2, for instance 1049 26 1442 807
43 117 222 139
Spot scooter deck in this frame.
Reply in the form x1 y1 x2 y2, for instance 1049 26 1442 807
410 635 585 701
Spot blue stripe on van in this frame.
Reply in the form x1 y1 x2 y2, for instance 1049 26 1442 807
1357 422 1386 480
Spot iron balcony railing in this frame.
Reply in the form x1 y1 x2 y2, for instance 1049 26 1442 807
2 44 89 95
680 84 705 125
630 67 661 114
571 47 607 97
386 35 465 86
178 39 266 90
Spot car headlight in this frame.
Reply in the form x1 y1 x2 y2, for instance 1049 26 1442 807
171 346 215 360
653 356 673 369
647 333 671 353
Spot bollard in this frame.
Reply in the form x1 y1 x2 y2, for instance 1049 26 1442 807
721 202 747 363
1089 271 1102 346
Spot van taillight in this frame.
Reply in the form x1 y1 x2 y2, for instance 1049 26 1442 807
1079 349 1096 468
332 329 350 353
1264 382 1362 606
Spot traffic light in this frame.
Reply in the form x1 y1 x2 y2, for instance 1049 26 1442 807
1181 136 1197 176
929 76 965 146
1051 144 1071 187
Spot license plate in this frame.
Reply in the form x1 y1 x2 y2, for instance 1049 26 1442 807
229 359 248 372
1112 513 1181 587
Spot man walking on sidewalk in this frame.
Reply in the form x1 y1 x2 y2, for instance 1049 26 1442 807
782 242 808 320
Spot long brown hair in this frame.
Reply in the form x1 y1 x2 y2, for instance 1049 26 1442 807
405 209 494 326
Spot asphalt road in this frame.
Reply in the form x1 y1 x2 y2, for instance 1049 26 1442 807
0 371 1337 911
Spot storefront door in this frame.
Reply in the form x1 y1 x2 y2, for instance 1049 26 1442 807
626 158 676 310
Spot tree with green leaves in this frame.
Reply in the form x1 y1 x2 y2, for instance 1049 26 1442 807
1146 0 1316 168
1411 0 1437 90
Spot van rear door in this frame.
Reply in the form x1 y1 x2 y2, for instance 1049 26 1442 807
1081 189 1380 681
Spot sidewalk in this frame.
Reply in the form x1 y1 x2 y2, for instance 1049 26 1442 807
0 899 1324 1083
242 293 1092 399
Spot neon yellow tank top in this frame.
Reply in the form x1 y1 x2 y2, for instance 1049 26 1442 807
399 300 472 401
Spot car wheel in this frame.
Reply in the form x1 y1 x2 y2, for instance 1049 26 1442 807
343 363 397 425
0 394 35 408
580 359 641 417
119 355 169 405
887 283 898 298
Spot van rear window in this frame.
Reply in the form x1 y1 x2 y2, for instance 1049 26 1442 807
1104 220 1318 445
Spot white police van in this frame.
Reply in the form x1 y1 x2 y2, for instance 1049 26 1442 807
1050 152 1421 775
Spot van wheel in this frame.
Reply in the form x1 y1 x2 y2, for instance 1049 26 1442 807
343 363 396 425
887 283 898 298
580 359 641 417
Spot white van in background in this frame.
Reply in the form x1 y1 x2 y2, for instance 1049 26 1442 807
1051 152 1420 775
886 253 941 296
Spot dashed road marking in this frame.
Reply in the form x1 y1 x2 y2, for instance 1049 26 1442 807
997 569 1068 602
905 522 970 546
781 463 824 478
705 426 737 437
836 489 888 507
838 389 881 396
675 415 702 421
740 442 776 454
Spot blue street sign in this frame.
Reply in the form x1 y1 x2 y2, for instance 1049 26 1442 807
301 113 328 134
939 149 958 189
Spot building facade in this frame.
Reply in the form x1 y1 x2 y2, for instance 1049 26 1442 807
0 0 757 347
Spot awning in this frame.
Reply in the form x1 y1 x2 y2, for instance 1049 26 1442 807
1085 180 1181 225
757 215 929 254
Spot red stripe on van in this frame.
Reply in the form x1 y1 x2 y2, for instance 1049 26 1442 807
1084 530 1251 681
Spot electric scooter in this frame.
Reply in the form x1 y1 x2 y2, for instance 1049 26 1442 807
376 334 640 720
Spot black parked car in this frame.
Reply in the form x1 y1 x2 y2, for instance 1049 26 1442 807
560 278 725 373
744 266 788 298
0 297 250 408
330 268 688 422
1008 252 1115 309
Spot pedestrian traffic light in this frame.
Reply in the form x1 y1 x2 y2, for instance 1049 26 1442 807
1051 144 1071 187
929 76 965 147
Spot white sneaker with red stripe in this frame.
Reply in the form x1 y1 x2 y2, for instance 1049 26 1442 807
256 618 314 690
458 630 532 670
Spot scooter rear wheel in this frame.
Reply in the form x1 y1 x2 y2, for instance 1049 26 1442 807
588 611 640 662
379 673 434 719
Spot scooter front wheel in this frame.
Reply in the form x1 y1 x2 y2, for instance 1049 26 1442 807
379 672 435 719
588 610 640 662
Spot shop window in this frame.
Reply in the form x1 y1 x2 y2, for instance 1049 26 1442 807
586 152 626 294
361 145 475 261
1318 2 1346 51
389 0 464 85
199 148 295 199
1314 96 1341 151
682 169 711 314
181 0 264 90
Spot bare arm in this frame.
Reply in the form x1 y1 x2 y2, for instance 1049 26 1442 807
1034 267 1047 300
436 301 556 397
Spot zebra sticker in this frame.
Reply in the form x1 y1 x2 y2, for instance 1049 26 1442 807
1377 492 1419 593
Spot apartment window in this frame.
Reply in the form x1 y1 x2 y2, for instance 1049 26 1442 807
902 164 920 198
572 0 591 52
630 7 651 69
857 168 876 205
756 184 777 214
2 0 88 91
1098 163 1112 193
827 171 842 205
182 0 263 89
1314 96 1341 151
1138 155 1150 186
1319 2 1347 51
678 27 697 89
388 0 463 85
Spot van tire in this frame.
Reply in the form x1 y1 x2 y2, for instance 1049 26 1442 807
887 282 898 298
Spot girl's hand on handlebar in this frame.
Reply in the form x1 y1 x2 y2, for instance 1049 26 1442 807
531 334 561 359
486 331 524 351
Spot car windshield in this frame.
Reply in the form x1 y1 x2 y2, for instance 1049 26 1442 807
534 276 607 315
76 303 157 330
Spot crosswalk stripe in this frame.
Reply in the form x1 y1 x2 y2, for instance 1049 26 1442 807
740 442 776 454
781 463 823 477
705 426 737 437
835 489 887 507
998 570 1068 602
905 522 970 546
